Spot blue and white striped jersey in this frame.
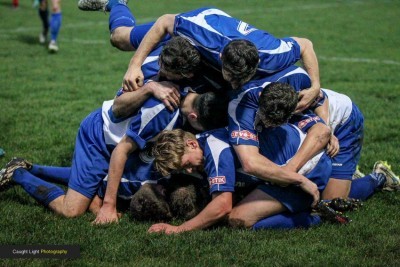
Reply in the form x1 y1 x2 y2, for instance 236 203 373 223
174 7 301 74
228 65 322 147
196 128 260 194
101 97 183 150
258 123 329 189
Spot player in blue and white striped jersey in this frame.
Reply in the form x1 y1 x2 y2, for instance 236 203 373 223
115 6 320 112
146 125 328 234
0 85 227 224
257 83 398 205
228 66 331 204
146 128 261 233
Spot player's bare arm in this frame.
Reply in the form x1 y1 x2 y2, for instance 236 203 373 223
234 144 320 206
148 192 233 234
93 136 137 225
313 96 339 157
112 81 180 118
284 122 331 173
292 37 321 113
123 14 177 91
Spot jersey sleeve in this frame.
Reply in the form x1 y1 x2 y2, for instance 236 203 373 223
290 113 324 133
204 144 237 194
126 98 182 149
228 88 260 147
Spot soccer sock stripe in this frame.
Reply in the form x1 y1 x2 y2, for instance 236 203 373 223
30 165 70 185
252 212 321 230
13 168 65 207
50 12 62 42
109 4 136 32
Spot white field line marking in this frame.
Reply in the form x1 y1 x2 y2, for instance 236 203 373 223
318 56 400 66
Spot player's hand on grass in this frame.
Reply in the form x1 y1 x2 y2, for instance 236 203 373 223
299 178 320 207
148 81 181 111
327 134 340 157
92 205 121 225
295 86 320 113
122 64 144 92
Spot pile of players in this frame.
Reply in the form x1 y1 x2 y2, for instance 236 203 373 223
1 0 399 234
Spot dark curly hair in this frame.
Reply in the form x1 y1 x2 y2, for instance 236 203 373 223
258 82 298 128
160 36 201 76
221 39 259 89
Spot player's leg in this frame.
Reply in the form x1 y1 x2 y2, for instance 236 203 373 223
1 157 70 185
38 0 49 44
322 178 351 199
228 188 287 228
48 0 62 52
252 211 321 230
323 104 364 199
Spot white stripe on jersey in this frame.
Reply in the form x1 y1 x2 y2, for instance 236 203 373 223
207 135 230 177
138 103 167 134
322 88 353 132
143 56 159 65
259 39 294 54
181 8 231 37
102 100 133 146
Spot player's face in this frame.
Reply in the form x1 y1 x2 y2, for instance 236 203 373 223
181 148 204 174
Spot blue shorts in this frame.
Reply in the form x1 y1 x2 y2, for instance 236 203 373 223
331 104 364 180
130 22 171 49
258 154 331 213
68 109 111 199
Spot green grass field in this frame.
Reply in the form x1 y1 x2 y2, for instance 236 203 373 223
1 0 400 266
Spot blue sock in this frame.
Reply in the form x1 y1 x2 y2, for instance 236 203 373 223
252 212 321 230
38 8 49 35
106 0 127 12
109 4 136 32
30 165 70 185
50 12 62 42
13 168 65 206
349 173 385 200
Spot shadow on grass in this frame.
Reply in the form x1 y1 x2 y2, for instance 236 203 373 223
17 34 42 46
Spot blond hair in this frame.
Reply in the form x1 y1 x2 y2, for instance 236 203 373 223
152 129 196 176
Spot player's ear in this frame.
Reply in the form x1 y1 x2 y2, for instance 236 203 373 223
188 112 198 121
186 139 198 149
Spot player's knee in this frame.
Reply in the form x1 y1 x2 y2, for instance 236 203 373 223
61 206 85 218
110 28 134 51
228 211 251 228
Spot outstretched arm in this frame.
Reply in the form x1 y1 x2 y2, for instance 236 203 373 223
234 145 319 206
148 192 232 234
123 14 177 91
93 135 137 225
292 37 320 113
112 81 180 118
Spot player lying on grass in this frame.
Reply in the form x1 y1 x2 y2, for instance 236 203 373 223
146 125 330 234
78 0 320 112
0 84 227 224
257 82 400 200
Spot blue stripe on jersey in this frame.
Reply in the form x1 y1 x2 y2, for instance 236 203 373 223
126 98 182 149
174 7 301 73
228 66 311 146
